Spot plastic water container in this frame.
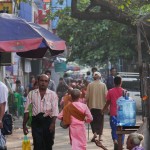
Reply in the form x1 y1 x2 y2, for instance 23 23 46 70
117 95 136 126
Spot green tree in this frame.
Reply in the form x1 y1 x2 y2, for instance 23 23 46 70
54 0 150 68
71 0 150 26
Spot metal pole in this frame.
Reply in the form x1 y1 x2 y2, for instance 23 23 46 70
88 124 89 140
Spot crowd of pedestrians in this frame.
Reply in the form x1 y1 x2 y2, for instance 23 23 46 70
0 67 144 150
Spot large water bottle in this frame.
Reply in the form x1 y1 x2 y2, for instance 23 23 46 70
117 92 136 126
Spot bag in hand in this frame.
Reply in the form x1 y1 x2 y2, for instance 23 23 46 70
22 135 31 150
1 113 13 135
60 119 69 129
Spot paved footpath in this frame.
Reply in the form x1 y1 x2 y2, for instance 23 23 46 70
6 115 142 150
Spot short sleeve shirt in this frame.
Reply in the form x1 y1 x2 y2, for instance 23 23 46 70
24 88 59 117
106 87 123 116
0 81 8 112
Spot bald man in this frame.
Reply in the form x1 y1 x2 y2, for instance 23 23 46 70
23 74 59 150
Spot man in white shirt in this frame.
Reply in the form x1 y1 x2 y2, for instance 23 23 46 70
0 81 8 129
23 74 59 150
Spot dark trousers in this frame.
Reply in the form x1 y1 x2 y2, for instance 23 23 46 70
90 108 104 135
32 114 55 150
110 116 125 143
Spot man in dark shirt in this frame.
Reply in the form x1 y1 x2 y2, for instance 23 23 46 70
44 70 56 91
106 68 117 90
56 77 68 107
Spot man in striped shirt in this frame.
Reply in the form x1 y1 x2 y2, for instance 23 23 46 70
23 74 59 150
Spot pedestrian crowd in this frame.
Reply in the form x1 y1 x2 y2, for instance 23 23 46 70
0 67 144 150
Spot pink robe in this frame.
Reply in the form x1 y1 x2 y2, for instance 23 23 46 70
58 102 93 150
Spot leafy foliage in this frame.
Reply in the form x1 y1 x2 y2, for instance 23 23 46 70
53 0 150 67
113 0 150 17
57 15 136 66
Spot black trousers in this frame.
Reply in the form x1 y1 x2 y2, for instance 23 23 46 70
90 108 104 135
32 114 55 150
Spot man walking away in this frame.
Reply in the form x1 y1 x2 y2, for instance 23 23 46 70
86 72 107 142
102 76 124 150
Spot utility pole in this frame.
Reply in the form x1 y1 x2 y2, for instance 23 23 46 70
137 22 150 150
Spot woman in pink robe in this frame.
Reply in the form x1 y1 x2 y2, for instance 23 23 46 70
58 89 93 150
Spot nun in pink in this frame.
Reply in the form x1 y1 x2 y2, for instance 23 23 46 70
58 89 93 150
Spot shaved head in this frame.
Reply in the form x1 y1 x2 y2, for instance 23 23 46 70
71 89 81 101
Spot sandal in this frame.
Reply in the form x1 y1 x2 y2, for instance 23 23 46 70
91 138 95 142
91 134 97 142
95 140 108 150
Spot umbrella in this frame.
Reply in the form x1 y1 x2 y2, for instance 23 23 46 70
0 13 66 58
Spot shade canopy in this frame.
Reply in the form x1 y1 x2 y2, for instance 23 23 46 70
0 13 66 58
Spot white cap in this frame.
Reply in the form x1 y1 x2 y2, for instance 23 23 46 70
94 71 101 77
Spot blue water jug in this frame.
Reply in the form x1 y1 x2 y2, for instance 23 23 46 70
117 94 136 126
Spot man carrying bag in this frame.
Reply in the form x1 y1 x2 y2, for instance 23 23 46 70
23 74 59 150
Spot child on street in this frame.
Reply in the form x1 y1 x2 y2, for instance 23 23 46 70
58 89 93 150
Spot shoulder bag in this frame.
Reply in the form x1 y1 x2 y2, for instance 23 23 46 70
1 113 13 135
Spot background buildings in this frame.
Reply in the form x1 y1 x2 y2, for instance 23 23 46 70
0 0 70 88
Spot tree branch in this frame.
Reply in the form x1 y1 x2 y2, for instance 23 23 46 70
71 0 134 27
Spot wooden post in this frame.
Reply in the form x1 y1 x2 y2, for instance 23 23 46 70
137 23 142 67
117 126 123 150
116 126 140 150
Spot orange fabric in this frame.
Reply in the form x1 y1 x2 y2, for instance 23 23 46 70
63 94 72 107
63 103 86 125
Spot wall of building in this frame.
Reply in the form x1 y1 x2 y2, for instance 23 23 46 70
51 0 71 29
19 2 32 22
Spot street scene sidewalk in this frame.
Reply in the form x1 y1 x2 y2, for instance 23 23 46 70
6 115 142 150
